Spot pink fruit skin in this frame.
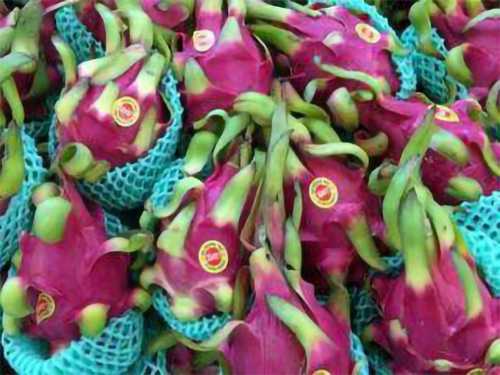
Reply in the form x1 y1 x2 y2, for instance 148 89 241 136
266 5 399 103
174 1 273 124
167 345 220 375
155 162 248 317
359 96 500 204
58 60 168 167
17 179 133 343
140 0 190 30
371 250 500 374
430 4 500 100
218 249 353 374
285 152 384 284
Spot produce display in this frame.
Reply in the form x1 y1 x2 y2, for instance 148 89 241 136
0 0 498 374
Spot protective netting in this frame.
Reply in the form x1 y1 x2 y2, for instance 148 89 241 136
152 289 232 342
147 158 185 212
0 129 46 268
351 333 370 375
401 26 469 104
130 352 168 375
54 6 105 63
308 0 416 99
49 71 184 211
25 95 60 139
3 310 144 375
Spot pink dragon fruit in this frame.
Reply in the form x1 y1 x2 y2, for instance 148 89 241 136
52 28 169 178
0 123 24 215
174 245 354 374
366 136 500 372
245 0 403 113
166 344 220 374
0 177 152 348
173 0 273 125
139 0 194 30
358 95 500 204
410 0 500 103
140 147 259 321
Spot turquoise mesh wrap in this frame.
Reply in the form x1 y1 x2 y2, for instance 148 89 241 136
2 310 143 375
152 289 231 342
308 0 416 99
401 26 468 103
49 71 184 211
350 333 369 375
130 352 167 375
54 6 105 63
147 158 185 212
25 95 60 139
0 129 45 268
454 192 500 296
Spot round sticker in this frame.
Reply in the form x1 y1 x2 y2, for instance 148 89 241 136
433 105 459 123
312 370 331 375
309 177 339 209
193 30 215 52
36 292 55 324
112 96 140 127
198 240 229 274
355 23 381 44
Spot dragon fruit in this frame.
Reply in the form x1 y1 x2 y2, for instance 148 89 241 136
0 123 24 215
245 0 403 117
173 0 273 125
174 244 354 374
139 0 194 30
365 125 500 372
409 0 500 104
140 146 260 321
52 25 169 179
358 94 499 203
0 177 152 348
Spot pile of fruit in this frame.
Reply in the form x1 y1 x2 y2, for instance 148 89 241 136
0 0 498 373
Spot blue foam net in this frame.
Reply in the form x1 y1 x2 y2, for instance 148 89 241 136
0 129 46 268
401 26 469 104
3 310 144 375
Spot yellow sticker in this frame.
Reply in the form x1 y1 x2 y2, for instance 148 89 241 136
466 369 485 375
35 292 55 324
112 96 140 127
198 240 229 274
312 370 331 375
193 30 215 52
355 23 381 44
309 177 339 209
433 104 459 123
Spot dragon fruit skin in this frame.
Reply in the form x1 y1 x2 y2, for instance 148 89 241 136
54 39 168 172
371 247 500 373
140 0 194 30
181 247 354 374
173 0 273 125
283 143 387 284
247 1 401 104
410 0 500 101
141 158 257 321
0 123 24 215
0 178 151 345
359 96 500 204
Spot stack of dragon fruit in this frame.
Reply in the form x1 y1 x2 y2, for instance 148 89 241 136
0 0 498 373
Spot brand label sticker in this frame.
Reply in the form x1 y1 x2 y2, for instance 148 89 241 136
355 23 381 44
36 292 55 324
312 370 331 375
193 30 215 52
432 104 459 123
309 177 339 209
199 240 229 274
112 96 140 127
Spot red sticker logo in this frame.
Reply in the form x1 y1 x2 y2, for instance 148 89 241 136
199 240 228 274
35 292 55 324
309 177 339 209
432 105 459 123
112 96 140 127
